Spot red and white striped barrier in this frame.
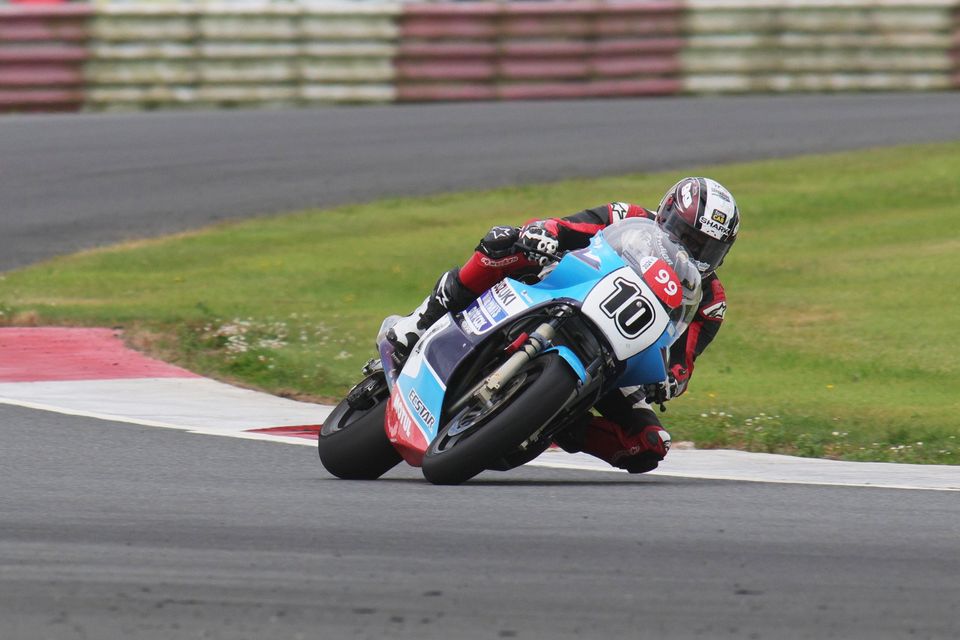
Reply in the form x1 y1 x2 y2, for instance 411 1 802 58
2 2 959 116
396 1 684 101
0 3 91 111
954 13 960 88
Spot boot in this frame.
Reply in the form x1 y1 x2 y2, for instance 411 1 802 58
385 268 475 362
554 414 669 474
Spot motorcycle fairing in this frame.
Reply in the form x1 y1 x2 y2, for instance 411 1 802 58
385 230 678 464
384 384 430 465
385 315 459 466
461 280 530 336
579 266 670 359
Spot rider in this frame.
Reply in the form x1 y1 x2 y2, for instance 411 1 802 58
386 177 740 474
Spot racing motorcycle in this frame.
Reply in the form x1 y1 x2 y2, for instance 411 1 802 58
317 217 702 485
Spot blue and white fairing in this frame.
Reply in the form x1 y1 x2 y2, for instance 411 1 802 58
382 218 701 464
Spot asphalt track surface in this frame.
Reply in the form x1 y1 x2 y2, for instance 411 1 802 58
3 92 960 271
3 95 960 639
4 404 959 640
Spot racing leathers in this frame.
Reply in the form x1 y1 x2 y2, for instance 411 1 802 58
387 202 728 474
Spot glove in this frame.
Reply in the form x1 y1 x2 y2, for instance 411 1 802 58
644 364 689 408
517 222 560 266
477 225 521 260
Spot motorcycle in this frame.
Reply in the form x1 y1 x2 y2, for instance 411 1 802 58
317 217 702 485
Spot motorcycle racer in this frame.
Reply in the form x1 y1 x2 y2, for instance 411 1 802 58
385 177 740 474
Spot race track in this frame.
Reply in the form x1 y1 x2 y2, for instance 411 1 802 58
2 95 960 638
4 404 959 640
2 93 959 271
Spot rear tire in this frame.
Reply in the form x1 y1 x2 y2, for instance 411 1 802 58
318 374 402 480
421 353 577 485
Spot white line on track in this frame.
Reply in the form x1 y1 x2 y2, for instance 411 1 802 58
531 452 960 492
2 388 957 492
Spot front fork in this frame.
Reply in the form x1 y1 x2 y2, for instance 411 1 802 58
477 322 557 402
450 305 596 418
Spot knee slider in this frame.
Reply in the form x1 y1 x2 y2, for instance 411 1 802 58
622 451 661 474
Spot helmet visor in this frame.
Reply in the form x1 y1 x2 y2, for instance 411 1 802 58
660 213 732 274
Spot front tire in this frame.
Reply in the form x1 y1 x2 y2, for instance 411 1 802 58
318 373 402 480
421 353 577 485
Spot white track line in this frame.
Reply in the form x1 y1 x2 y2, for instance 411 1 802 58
2 383 957 491
0 396 320 445
0 378 331 435
532 450 960 492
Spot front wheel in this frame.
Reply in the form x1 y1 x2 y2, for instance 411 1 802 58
318 373 402 480
422 353 577 485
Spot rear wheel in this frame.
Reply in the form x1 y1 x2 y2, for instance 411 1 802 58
318 373 401 480
421 353 577 485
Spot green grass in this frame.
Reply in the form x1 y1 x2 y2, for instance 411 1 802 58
2 142 959 464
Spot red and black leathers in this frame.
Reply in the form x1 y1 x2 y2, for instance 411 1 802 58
421 202 728 473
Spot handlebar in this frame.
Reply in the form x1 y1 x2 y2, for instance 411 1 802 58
513 242 565 265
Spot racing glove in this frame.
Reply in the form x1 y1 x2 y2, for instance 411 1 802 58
644 364 689 408
477 225 521 259
517 222 560 266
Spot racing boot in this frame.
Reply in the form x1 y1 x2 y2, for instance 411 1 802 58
385 268 476 365
554 414 670 474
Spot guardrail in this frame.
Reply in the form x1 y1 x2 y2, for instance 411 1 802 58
953 1 960 88
397 2 685 101
1 0 958 112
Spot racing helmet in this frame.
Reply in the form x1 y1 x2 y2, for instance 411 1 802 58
656 177 740 274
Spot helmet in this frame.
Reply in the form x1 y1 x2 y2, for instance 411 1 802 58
656 177 740 274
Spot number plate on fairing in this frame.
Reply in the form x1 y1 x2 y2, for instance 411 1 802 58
581 267 670 360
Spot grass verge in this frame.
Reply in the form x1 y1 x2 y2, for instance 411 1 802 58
2 142 958 464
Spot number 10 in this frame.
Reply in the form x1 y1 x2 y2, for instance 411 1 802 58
600 277 655 338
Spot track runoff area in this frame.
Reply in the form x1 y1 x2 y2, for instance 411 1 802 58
1 327 955 492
